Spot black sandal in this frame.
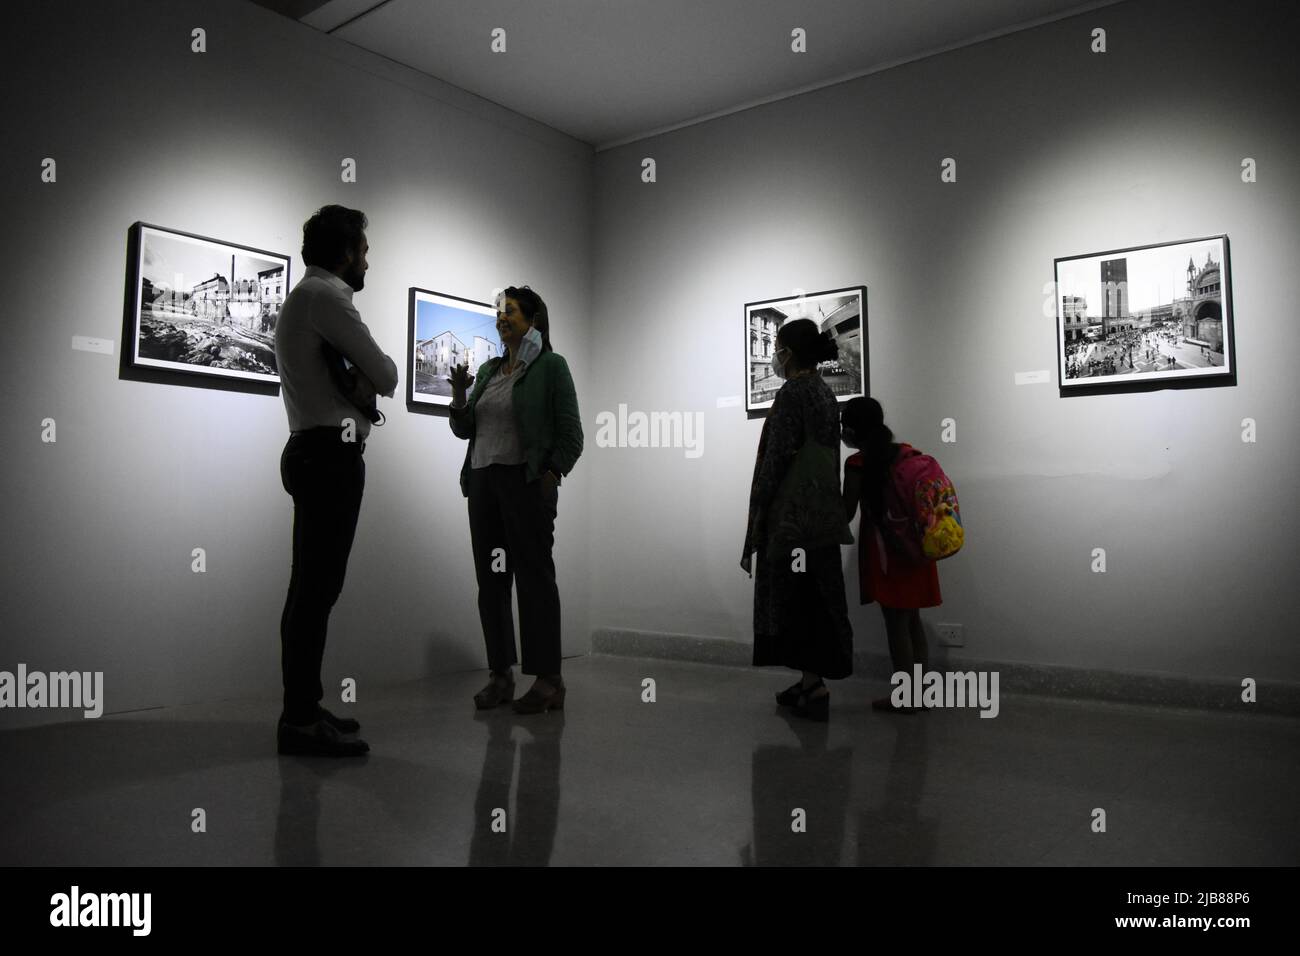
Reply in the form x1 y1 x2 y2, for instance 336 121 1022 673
775 680 805 707
794 680 829 722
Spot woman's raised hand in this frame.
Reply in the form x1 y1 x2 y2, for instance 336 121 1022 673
449 361 474 396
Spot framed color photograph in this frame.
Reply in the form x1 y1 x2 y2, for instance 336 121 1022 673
125 222 288 386
1055 235 1234 393
407 287 500 412
744 285 867 412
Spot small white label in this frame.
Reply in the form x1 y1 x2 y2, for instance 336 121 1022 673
716 395 741 408
72 336 114 355
1014 370 1049 385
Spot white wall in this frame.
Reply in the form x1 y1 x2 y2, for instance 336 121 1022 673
0 0 594 726
587 0 1300 683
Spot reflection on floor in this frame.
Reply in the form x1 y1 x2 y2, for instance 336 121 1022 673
0 654 1295 866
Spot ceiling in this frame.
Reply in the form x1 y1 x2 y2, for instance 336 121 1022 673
250 0 1127 149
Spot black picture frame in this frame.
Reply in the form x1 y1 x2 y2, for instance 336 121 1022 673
744 285 868 413
120 222 289 394
1054 235 1235 397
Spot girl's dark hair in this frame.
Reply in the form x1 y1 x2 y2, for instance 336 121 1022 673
776 318 838 369
302 205 367 270
841 396 896 519
502 285 553 352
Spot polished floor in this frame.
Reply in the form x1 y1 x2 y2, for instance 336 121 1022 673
1 654 1295 866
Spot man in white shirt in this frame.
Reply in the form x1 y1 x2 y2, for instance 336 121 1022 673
274 205 397 757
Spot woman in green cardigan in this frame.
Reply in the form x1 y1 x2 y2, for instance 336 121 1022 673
448 286 583 714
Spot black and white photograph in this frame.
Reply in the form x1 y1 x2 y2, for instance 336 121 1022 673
1055 236 1233 392
407 287 499 410
127 223 289 386
745 286 867 411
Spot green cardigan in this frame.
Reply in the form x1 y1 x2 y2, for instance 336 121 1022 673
448 350 583 497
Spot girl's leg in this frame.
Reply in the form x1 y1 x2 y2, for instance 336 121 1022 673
875 606 918 711
907 610 928 669
881 605 914 673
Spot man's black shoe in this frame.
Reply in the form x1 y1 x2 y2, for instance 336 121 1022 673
316 705 360 734
277 718 369 757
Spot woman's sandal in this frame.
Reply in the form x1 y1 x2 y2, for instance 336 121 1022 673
775 680 805 707
473 672 515 710
794 680 829 722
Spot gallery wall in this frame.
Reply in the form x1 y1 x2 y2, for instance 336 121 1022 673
0 0 594 727
587 0 1300 685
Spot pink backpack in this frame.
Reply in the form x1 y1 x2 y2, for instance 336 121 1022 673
879 444 964 562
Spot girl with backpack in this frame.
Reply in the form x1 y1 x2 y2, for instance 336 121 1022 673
840 398 956 713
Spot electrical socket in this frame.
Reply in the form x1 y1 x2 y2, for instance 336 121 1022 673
936 623 964 647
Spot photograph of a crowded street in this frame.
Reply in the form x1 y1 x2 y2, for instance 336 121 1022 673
1056 236 1231 389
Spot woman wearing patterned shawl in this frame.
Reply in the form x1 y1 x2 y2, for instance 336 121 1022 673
741 319 854 721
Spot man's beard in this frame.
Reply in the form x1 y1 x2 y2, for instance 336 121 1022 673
342 263 365 292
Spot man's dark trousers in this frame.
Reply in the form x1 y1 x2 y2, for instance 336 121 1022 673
279 427 365 725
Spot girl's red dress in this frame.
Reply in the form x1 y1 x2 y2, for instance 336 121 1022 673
845 447 942 609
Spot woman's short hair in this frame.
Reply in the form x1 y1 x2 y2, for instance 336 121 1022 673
501 285 553 352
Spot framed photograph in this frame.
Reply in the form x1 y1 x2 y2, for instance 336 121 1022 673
1055 235 1234 393
124 222 288 387
744 285 867 412
407 287 500 412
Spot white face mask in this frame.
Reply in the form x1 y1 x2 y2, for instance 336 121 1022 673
515 325 544 366
771 348 788 379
